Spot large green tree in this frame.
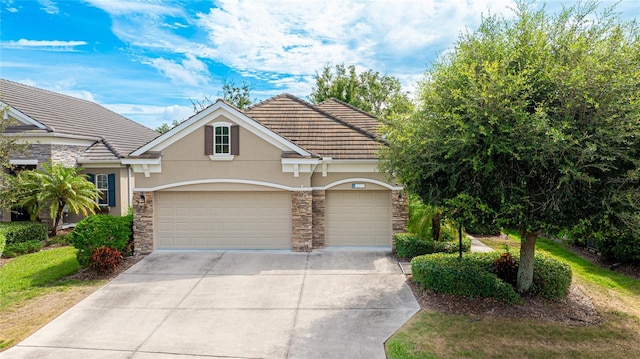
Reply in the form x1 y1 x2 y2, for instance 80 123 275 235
309 64 413 119
12 162 100 235
382 1 640 292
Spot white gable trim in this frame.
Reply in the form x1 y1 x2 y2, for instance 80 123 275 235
0 101 49 130
315 178 403 191
130 101 310 157
134 179 313 192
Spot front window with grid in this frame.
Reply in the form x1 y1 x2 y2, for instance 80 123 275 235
215 125 230 154
96 174 109 206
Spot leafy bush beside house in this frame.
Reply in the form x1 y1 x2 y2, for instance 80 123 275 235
71 213 133 266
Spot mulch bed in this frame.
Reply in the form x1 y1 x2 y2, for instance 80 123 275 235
399 234 629 326
406 278 601 326
66 254 145 281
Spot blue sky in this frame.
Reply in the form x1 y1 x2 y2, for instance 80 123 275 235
1 0 639 130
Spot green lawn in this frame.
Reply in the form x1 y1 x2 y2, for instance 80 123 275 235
386 231 640 359
0 247 80 310
0 246 108 351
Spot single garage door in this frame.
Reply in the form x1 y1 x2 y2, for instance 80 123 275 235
325 190 392 247
155 191 291 249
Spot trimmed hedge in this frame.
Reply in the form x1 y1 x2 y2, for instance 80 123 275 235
2 240 43 258
71 214 133 266
395 232 472 259
0 222 48 245
411 251 572 303
531 253 573 299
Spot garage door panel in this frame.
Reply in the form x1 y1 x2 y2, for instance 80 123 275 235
155 191 291 249
326 190 392 247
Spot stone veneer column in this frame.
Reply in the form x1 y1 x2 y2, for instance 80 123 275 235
391 190 409 253
291 191 313 252
311 190 326 249
133 191 154 255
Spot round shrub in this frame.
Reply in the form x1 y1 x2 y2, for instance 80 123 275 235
71 214 132 266
90 246 122 274
530 253 572 299
0 222 48 245
395 232 472 259
494 252 518 285
411 253 522 304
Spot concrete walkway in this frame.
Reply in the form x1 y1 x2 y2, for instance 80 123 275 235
470 236 494 253
2 249 419 359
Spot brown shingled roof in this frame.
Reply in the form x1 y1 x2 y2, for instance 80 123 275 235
316 98 382 135
0 79 159 158
244 94 383 160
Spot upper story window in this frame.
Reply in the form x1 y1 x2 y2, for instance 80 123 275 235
204 122 239 160
215 124 230 155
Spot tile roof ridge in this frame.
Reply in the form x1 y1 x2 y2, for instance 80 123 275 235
306 99 383 143
318 98 378 119
1 78 100 107
0 78 157 134
99 138 122 158
247 93 382 143
243 93 293 111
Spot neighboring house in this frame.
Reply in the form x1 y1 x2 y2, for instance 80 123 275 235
0 79 159 224
128 94 408 254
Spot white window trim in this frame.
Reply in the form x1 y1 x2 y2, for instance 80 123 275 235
95 174 109 206
210 121 234 161
9 159 38 166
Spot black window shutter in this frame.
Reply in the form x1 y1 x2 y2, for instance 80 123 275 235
107 173 116 207
87 173 95 184
204 125 214 155
231 125 239 155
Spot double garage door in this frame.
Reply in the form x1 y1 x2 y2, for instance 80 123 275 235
155 190 392 250
156 191 291 249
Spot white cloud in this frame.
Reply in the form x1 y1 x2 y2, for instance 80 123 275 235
38 0 59 14
193 0 517 90
104 103 193 129
1 39 87 51
144 54 210 86
83 0 180 17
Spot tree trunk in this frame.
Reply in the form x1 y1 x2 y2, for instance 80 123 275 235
432 212 441 241
50 203 64 237
517 230 539 293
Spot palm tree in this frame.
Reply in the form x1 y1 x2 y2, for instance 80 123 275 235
13 162 100 236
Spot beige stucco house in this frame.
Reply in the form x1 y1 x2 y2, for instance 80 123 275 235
0 79 158 224
128 94 407 253
1 79 407 252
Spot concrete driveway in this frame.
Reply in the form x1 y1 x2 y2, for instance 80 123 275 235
3 249 419 359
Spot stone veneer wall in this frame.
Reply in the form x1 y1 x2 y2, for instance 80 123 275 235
133 191 154 255
10 143 89 168
311 190 326 249
291 191 313 252
391 190 409 252
51 144 89 167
